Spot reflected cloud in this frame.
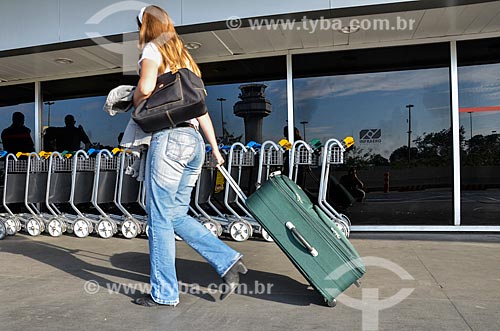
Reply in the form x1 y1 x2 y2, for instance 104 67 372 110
295 69 449 101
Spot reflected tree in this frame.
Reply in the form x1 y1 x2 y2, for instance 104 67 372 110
464 133 500 166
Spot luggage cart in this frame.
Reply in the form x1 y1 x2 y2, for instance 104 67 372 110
92 149 142 239
288 140 319 182
90 149 121 239
255 140 285 242
223 143 265 242
256 141 285 187
23 152 55 236
192 148 225 237
45 152 78 237
289 140 350 237
2 153 35 235
114 149 146 238
69 150 98 238
0 151 19 236
318 139 352 238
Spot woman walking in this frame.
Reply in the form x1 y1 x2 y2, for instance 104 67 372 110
132 5 247 307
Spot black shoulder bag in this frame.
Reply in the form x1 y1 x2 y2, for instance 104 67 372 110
132 68 207 133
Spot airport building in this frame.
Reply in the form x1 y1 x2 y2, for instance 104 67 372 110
1 0 500 231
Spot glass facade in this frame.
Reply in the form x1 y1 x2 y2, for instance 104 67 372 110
41 73 138 151
205 80 287 145
41 96 130 150
0 83 35 153
293 45 453 225
2 38 500 228
458 38 500 226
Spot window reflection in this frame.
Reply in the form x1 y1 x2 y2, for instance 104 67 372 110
459 63 500 225
0 102 35 152
205 80 287 144
294 68 453 225
41 96 130 151
0 83 35 153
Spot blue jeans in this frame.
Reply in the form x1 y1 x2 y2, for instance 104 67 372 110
145 127 242 305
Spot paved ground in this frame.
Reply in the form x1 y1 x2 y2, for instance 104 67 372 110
1 232 500 331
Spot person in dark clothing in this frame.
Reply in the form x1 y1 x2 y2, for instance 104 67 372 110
283 126 302 141
1 112 35 153
56 115 91 151
340 168 366 202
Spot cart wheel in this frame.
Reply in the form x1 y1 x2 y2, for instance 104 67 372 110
0 222 6 240
15 219 22 232
325 298 337 308
244 220 254 238
202 220 220 237
261 229 274 242
86 220 94 234
339 215 351 238
340 214 352 228
4 218 18 236
228 220 251 242
335 222 349 239
73 219 90 238
26 219 42 236
216 222 223 237
47 219 64 237
97 219 115 239
121 219 139 239
144 224 149 237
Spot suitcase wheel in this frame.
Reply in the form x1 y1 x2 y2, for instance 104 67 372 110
325 298 337 308
261 228 274 242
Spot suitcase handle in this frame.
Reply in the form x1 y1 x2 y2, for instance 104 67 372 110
216 164 248 202
286 222 318 257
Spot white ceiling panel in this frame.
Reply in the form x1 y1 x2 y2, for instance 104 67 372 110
481 9 500 33
181 31 234 59
412 8 448 38
463 1 500 34
210 30 246 55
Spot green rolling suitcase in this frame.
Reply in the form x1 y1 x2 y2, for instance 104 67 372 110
219 166 365 307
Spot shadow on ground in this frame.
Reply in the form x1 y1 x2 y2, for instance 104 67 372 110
0 235 323 306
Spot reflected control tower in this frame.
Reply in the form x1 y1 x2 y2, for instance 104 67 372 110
233 84 272 143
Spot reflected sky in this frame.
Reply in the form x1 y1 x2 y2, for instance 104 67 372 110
459 63 500 138
294 68 451 159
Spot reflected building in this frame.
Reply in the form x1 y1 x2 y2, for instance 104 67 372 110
233 84 272 144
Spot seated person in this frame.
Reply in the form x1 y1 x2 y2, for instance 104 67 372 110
340 168 366 202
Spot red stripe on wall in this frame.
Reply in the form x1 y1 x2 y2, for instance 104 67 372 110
459 106 500 113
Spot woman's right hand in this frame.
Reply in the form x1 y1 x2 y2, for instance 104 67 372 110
212 149 225 166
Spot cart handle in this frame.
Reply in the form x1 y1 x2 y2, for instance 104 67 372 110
16 152 31 158
286 221 318 257
39 151 52 159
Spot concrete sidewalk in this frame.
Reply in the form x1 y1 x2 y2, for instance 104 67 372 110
0 232 499 331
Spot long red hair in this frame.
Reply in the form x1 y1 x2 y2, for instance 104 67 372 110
138 6 201 77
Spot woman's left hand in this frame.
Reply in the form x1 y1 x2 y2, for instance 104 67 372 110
212 149 225 166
